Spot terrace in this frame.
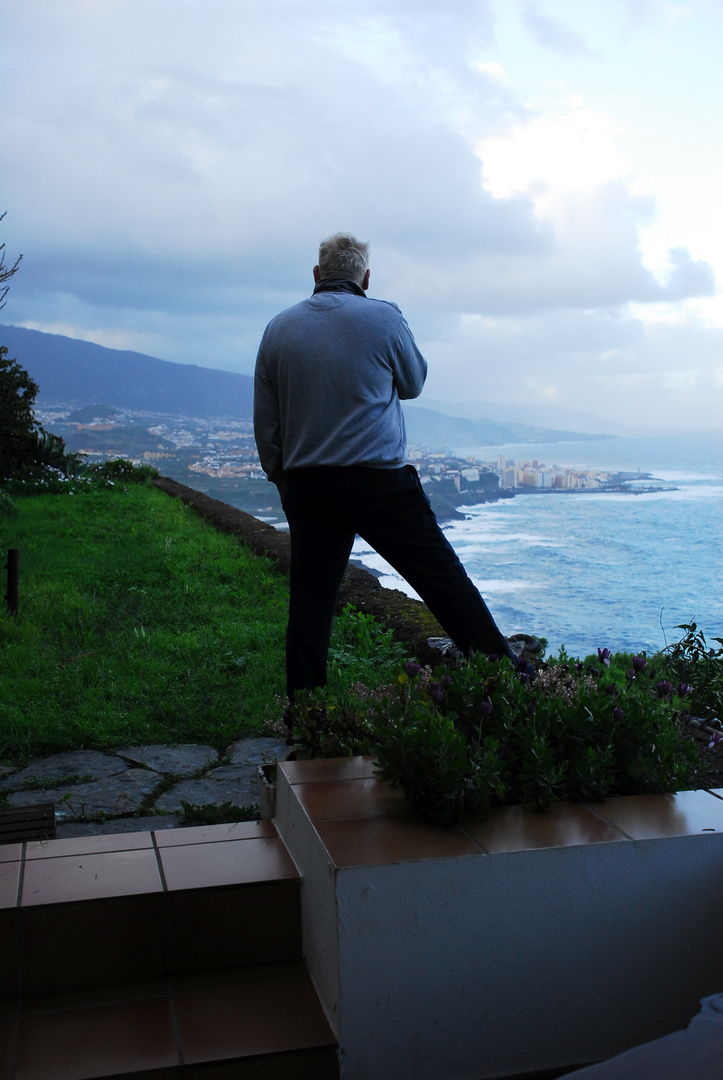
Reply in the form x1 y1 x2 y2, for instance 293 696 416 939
3 762 723 1079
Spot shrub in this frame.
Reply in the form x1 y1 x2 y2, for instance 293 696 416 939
661 622 723 724
4 457 159 496
286 639 703 826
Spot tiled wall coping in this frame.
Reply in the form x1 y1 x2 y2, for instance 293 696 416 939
274 757 723 1080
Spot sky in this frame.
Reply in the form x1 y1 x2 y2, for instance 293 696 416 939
3 0 723 431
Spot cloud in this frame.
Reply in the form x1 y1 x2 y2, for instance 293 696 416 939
520 1 596 55
418 304 723 429
1 0 720 429
662 247 716 300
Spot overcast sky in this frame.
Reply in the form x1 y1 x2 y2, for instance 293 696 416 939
3 0 722 431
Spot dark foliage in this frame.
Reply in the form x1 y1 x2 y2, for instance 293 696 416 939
0 345 46 479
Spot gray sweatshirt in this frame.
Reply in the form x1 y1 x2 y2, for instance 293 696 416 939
253 286 427 480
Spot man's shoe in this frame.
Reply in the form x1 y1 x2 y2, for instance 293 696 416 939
426 637 463 663
506 633 543 658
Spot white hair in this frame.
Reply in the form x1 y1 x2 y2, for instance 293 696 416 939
317 233 369 285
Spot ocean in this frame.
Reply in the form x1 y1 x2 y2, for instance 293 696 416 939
351 431 723 659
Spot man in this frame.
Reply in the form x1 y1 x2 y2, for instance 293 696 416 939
254 233 523 701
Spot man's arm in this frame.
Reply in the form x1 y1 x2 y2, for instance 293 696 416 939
392 315 428 400
253 349 284 484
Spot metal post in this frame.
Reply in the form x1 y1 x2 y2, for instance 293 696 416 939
5 548 18 616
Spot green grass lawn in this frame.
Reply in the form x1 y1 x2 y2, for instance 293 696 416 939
0 485 291 761
0 484 406 764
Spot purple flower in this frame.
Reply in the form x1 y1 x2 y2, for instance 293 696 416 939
597 647 612 668
612 707 625 722
625 669 635 682
575 661 585 674
479 701 494 717
632 655 647 673
708 731 723 750
441 675 453 689
589 666 600 679
655 680 675 700
677 682 692 697
404 661 420 677
429 682 444 704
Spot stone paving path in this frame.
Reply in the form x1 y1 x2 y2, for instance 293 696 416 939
0 737 287 839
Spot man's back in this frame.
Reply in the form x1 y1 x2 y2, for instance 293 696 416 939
254 287 426 475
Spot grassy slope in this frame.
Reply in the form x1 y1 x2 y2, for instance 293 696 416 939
1 485 291 762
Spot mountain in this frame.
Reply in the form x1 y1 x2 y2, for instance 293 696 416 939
402 406 610 448
1 323 614 445
406 397 629 436
0 324 254 419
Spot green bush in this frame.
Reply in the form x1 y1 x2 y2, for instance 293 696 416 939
287 640 704 826
661 622 723 724
4 456 159 496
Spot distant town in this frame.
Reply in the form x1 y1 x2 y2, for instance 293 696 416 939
37 405 669 521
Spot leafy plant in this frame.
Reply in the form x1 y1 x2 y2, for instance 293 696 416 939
328 604 406 687
83 458 159 484
286 686 377 759
0 487 16 560
285 642 700 826
660 622 723 723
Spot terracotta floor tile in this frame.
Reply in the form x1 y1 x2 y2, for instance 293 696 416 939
22 978 169 1014
15 996 179 1080
315 816 483 868
160 837 297 892
0 862 20 910
155 820 276 848
21 848 162 906
95 1070 181 1080
465 802 629 854
25 832 153 860
21 895 166 995
0 909 18 1000
588 789 723 840
171 961 308 995
0 1016 15 1080
294 777 406 821
280 756 376 785
0 993 16 1019
0 845 21 864
167 879 300 973
183 1047 339 1079
173 966 335 1065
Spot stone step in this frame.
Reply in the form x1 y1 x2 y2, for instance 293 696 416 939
1 821 339 1079
3 821 303 997
7 961 339 1079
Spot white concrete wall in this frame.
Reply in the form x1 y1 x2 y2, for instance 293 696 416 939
276 770 723 1080
333 838 723 1079
274 769 342 1036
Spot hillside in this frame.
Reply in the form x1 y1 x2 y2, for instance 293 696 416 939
0 324 254 419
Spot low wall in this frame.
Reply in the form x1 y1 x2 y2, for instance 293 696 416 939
274 757 723 1080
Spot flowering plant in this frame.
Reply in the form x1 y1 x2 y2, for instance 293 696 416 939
285 639 703 825
370 649 697 824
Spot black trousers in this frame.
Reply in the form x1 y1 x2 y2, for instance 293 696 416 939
281 465 512 698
